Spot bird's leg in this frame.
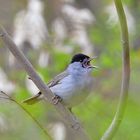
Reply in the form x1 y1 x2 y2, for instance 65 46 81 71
52 95 62 105
68 108 79 128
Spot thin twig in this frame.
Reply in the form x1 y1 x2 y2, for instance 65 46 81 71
0 91 52 140
101 0 130 140
0 26 90 140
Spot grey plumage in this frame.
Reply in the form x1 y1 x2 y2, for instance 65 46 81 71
23 53 96 108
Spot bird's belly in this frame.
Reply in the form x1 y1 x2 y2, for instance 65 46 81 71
63 89 89 108
50 78 90 107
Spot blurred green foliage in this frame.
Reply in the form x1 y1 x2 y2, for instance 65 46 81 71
0 0 140 140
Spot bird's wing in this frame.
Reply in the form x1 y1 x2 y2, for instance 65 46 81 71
48 71 69 88
23 71 69 105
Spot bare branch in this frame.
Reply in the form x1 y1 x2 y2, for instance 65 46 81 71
0 26 90 140
101 0 130 140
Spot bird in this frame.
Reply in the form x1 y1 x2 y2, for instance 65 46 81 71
23 53 97 109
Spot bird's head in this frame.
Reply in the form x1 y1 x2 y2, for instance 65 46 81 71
71 53 97 69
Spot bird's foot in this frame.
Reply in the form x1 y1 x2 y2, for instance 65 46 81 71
52 95 62 105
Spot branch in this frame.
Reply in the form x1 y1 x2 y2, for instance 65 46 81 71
0 91 52 140
101 1 130 140
0 26 90 140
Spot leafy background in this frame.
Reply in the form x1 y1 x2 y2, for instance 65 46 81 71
0 0 140 140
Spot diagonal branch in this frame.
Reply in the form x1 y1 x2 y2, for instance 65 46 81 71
0 26 90 140
101 0 130 140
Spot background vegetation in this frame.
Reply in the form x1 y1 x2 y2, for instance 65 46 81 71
0 0 140 140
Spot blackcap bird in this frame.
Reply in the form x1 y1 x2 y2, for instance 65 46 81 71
23 53 97 109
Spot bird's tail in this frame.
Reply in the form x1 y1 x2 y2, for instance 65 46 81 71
22 92 42 105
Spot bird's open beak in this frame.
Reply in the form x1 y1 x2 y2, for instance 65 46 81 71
87 57 98 69
88 56 97 62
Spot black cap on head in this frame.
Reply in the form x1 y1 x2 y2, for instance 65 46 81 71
71 53 90 63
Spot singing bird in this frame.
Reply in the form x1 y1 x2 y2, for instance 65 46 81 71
23 53 97 109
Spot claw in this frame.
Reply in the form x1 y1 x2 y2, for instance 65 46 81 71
52 95 62 105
